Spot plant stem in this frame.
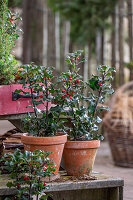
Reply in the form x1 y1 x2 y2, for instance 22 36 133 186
44 78 49 136
36 177 40 200
27 71 40 136
92 71 106 118
28 181 32 200
92 88 102 118
71 107 77 140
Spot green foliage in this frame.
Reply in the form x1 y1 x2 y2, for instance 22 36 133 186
53 50 115 140
0 149 55 200
16 50 115 141
48 0 118 44
0 0 22 84
16 64 67 137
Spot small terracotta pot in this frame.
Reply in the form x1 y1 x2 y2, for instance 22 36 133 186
21 133 67 175
63 140 100 176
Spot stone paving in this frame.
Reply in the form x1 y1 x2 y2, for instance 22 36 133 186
0 120 133 200
94 141 133 200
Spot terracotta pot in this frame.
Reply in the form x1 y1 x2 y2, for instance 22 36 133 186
63 140 100 176
21 133 67 175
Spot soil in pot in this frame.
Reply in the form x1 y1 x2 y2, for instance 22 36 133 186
63 140 100 176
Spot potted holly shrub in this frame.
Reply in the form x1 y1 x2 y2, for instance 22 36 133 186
16 64 67 176
54 50 115 176
0 149 55 199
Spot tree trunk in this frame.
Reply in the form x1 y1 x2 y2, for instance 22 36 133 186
118 0 124 86
69 36 74 71
111 8 117 89
96 31 101 65
61 20 70 72
23 0 45 65
100 28 104 65
42 0 48 66
127 0 133 80
96 29 104 65
88 41 92 78
55 12 60 71
47 7 56 67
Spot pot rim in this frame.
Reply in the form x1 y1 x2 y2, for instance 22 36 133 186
21 132 67 145
64 140 100 149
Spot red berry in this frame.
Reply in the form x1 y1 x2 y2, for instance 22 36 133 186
63 80 65 82
16 184 20 189
42 84 45 86
43 167 47 171
62 90 65 93
43 77 45 80
72 82 75 85
40 94 43 98
43 182 47 186
48 77 50 80
77 57 79 60
45 70 47 73
99 83 103 86
69 96 72 99
102 65 105 68
76 80 80 83
12 17 15 21
61 95 65 98
54 102 57 105
65 93 68 96
10 20 13 24
24 176 29 180
69 77 72 80
103 84 106 86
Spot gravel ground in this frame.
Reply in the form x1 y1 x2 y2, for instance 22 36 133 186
0 120 133 200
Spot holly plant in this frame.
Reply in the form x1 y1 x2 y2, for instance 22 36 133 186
0 149 55 200
15 64 67 137
15 50 115 141
53 50 115 141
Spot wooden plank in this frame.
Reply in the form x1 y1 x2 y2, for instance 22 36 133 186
119 186 123 200
0 173 124 196
107 187 119 200
0 85 49 115
49 188 110 200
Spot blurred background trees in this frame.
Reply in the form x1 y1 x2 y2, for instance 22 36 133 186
6 0 133 89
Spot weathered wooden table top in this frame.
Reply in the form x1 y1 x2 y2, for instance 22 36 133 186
0 171 124 196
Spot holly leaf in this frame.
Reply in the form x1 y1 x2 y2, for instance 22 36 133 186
89 78 100 91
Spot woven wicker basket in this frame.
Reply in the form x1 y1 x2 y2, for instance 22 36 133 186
103 81 133 167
